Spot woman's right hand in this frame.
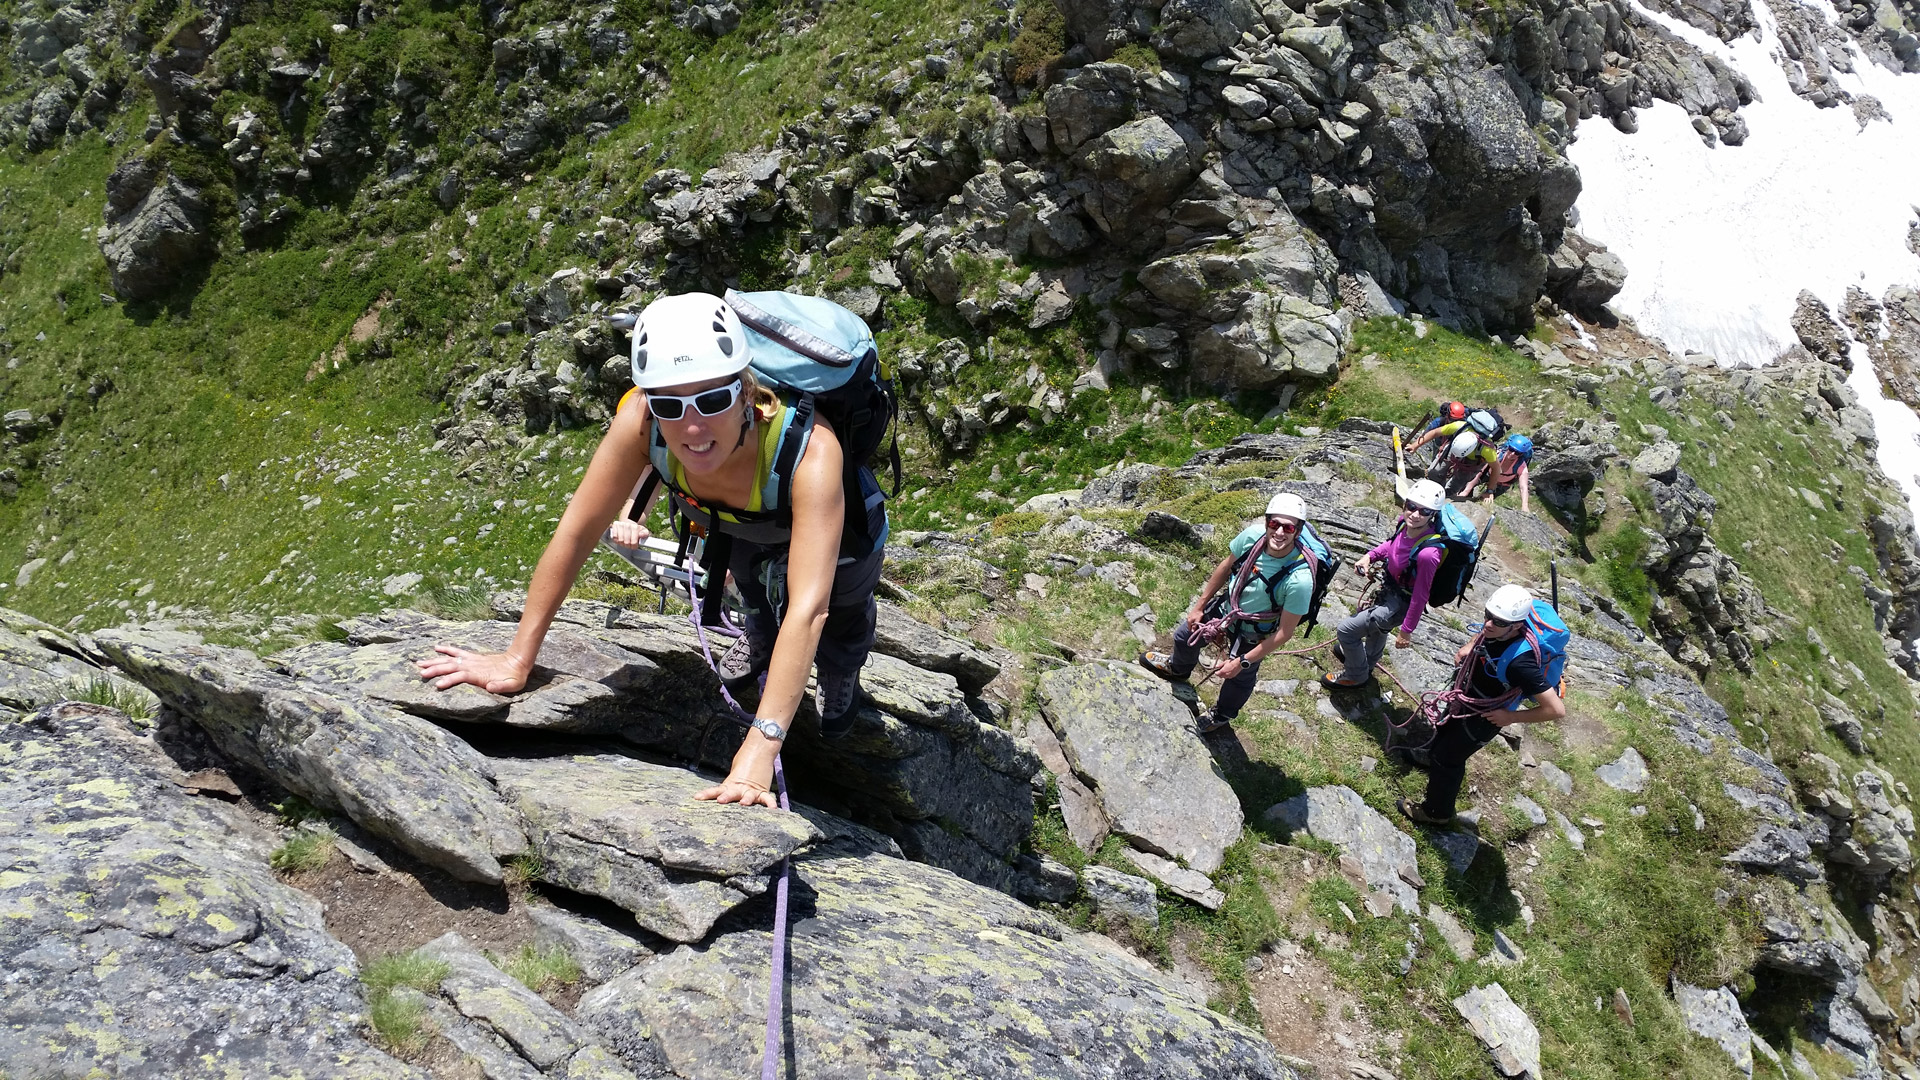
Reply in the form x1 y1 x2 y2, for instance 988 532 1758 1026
417 645 531 694
607 519 651 548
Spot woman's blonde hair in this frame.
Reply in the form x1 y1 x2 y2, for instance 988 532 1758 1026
738 368 781 424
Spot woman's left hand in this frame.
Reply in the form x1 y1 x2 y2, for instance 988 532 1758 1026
696 771 778 808
1214 656 1245 681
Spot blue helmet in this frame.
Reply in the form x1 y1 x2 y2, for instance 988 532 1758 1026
1505 434 1534 459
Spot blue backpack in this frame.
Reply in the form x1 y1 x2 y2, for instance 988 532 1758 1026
1403 503 1488 607
1489 599 1570 693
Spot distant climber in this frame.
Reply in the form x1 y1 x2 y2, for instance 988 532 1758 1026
1324 479 1448 689
1140 493 1330 733
1407 410 1531 510
420 291 889 810
1397 583 1567 826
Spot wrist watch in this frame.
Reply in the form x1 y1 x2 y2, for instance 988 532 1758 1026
749 717 787 742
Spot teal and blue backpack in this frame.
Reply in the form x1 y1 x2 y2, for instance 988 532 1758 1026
1404 503 1489 607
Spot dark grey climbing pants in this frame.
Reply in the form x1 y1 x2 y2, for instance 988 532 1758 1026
1167 616 1265 722
1335 584 1410 683
1420 710 1501 819
729 540 884 681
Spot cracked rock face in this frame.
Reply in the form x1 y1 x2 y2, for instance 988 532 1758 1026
1266 785 1420 915
493 754 819 942
94 629 531 884
0 702 423 1079
578 849 1297 1080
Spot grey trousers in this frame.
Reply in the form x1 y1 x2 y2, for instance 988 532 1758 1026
1335 584 1411 683
1168 617 1264 722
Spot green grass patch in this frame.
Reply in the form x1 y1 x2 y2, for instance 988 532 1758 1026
269 825 335 873
58 675 156 722
492 943 582 995
361 950 452 1052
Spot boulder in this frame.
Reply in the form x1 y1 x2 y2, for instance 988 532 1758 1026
0 703 424 1079
527 904 653 984
492 754 820 942
873 601 1000 694
1043 64 1139 153
1532 444 1609 512
1188 293 1345 389
97 163 213 302
1630 441 1683 482
576 850 1295 1078
93 630 529 884
1595 747 1650 793
1084 864 1162 925
1452 983 1542 1080
1123 848 1225 910
1672 981 1754 1077
1078 117 1199 236
416 932 605 1072
1266 786 1420 914
1153 0 1259 59
1037 662 1244 874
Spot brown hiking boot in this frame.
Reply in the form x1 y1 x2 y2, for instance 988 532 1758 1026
1397 797 1454 827
1139 651 1189 683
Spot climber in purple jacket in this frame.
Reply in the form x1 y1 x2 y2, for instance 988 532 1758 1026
1324 479 1447 688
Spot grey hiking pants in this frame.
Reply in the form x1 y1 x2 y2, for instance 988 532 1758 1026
1167 616 1264 722
729 540 884 681
1335 583 1411 683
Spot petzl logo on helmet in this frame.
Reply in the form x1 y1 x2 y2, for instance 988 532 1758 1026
672 354 695 365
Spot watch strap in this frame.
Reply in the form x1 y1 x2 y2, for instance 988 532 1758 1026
750 717 787 741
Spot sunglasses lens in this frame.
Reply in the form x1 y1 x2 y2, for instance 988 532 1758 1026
650 397 685 420
693 386 735 415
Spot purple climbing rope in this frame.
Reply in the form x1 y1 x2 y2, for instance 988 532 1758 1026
681 561 792 1080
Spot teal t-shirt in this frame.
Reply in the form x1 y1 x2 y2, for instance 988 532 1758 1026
1226 524 1314 620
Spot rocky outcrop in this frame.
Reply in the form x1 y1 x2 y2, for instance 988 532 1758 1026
94 629 532 884
413 932 640 1079
1266 785 1421 914
1037 661 1244 874
577 846 1297 1079
97 160 214 302
0 702 422 1078
1453 983 1541 1080
1638 469 1774 674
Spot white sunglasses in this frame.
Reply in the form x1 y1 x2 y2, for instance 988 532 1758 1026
647 379 741 420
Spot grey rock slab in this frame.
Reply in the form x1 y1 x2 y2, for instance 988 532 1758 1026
1038 661 1243 874
565 1044 644 1080
0 702 425 1079
874 601 1001 694
1553 810 1587 852
1536 759 1574 796
1452 983 1542 1080
1266 786 1419 914
1085 864 1162 926
274 639 511 722
1673 981 1755 1077
95 630 528 884
1026 716 1111 854
1488 928 1527 966
1631 440 1683 481
1431 828 1483 874
1123 848 1226 910
397 988 543 1080
578 851 1295 1077
528 904 654 984
418 931 590 1069
491 755 818 942
1427 904 1477 961
1596 747 1650 793
1509 795 1547 829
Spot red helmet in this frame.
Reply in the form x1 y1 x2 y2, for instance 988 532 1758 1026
1445 401 1467 421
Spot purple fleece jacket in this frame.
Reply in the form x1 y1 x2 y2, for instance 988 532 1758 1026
1367 521 1444 633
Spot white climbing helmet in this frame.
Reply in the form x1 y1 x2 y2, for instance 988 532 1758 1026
1485 583 1534 622
1265 492 1307 523
1448 429 1481 460
1405 478 1446 512
630 292 751 390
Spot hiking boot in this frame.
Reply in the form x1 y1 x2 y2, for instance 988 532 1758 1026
816 669 862 740
1139 651 1190 683
717 637 768 685
1196 709 1234 735
1320 671 1372 690
1397 797 1454 827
